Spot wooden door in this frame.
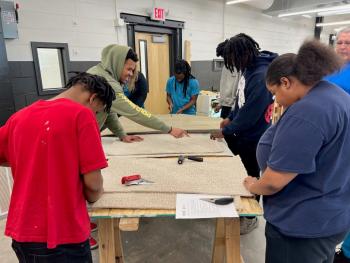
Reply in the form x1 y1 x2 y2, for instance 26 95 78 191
135 32 170 114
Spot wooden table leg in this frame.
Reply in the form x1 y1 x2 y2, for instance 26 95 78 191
114 218 124 263
98 218 124 263
225 218 241 263
212 218 225 263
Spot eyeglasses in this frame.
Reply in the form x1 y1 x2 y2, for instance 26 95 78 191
336 41 350 46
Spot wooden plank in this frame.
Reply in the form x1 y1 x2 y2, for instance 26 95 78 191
225 218 240 263
90 197 261 218
113 218 124 263
98 218 116 263
119 217 140 231
212 218 225 263
240 197 263 216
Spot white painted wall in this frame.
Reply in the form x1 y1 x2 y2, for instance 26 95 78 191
5 0 314 62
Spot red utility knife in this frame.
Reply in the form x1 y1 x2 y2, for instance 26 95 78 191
121 174 141 184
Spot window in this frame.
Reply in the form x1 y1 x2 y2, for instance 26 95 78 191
31 42 69 95
138 40 148 80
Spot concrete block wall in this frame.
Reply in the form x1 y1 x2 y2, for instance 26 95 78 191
3 0 315 109
5 0 314 62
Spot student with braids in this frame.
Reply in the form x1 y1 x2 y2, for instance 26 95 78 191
88 45 187 142
211 33 276 234
0 73 116 262
215 39 241 119
166 59 200 115
243 40 350 263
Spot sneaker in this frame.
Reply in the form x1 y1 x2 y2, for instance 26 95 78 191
240 217 258 235
90 222 98 233
334 249 350 263
89 236 99 250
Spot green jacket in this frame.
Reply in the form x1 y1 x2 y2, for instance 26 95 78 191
87 44 171 138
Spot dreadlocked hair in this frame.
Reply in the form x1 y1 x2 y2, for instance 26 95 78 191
216 39 229 57
66 72 116 113
223 33 261 73
174 60 195 97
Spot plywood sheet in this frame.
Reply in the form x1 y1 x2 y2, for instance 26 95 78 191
102 156 251 197
102 134 225 156
101 114 221 136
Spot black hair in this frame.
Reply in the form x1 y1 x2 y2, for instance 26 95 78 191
266 40 343 87
126 48 139 63
216 39 229 57
174 59 195 97
223 33 261 73
66 72 116 113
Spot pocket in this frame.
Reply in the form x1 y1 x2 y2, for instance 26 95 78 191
28 251 66 263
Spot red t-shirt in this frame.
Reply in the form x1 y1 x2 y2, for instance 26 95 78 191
0 98 107 248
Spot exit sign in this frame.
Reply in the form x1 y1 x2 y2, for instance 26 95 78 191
151 7 166 21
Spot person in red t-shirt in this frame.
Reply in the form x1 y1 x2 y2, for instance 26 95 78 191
0 73 115 263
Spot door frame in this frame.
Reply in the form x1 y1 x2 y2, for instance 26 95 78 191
120 13 184 75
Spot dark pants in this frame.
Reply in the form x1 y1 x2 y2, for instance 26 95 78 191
224 134 260 202
12 239 92 263
265 222 348 263
220 106 232 119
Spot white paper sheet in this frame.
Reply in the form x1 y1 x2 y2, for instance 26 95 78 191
175 194 239 219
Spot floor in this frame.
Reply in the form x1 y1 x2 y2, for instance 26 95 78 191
0 216 266 263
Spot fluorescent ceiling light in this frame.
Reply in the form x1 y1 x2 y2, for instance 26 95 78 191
316 20 350 27
302 15 313 19
318 9 350 16
278 4 350 17
226 0 251 5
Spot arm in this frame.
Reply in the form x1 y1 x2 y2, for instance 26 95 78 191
103 111 127 139
108 92 171 133
176 95 198 114
243 167 298 195
166 93 173 113
82 170 104 203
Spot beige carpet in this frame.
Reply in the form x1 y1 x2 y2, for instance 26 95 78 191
101 114 221 135
102 134 226 156
102 156 251 197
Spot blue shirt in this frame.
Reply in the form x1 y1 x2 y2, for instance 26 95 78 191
324 62 350 94
256 81 350 238
166 76 200 115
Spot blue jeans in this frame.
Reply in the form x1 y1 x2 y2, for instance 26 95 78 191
265 222 347 263
12 239 92 263
342 233 350 258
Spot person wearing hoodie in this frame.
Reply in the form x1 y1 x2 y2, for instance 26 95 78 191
87 44 187 142
215 39 241 119
210 33 276 234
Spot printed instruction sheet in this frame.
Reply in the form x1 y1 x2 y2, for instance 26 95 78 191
176 193 239 219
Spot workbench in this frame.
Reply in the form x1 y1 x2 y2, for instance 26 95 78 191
93 114 263 263
90 197 262 263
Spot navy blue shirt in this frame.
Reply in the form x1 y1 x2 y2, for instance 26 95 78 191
223 51 276 142
256 80 350 238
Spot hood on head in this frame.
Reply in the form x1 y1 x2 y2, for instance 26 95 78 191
101 44 131 81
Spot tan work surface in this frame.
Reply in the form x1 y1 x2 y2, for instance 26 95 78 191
101 114 221 135
102 156 251 197
102 134 226 156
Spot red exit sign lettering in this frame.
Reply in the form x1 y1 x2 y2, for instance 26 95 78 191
151 7 165 21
